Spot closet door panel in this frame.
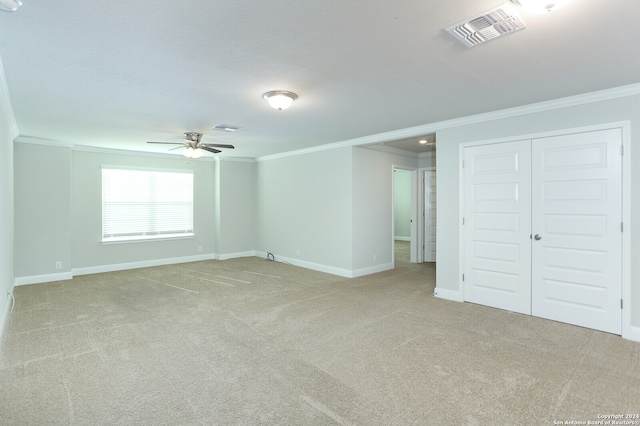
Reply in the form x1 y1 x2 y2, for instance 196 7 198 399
531 129 622 334
463 140 532 314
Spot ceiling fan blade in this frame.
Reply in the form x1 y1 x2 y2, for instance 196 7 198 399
200 146 221 154
202 143 235 149
147 141 184 145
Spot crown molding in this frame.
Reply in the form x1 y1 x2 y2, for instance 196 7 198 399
73 144 218 161
15 136 75 148
257 82 640 162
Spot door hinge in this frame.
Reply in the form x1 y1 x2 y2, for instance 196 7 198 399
621 145 624 156
462 273 465 282
621 222 624 232
462 160 465 168
621 299 623 309
462 217 465 225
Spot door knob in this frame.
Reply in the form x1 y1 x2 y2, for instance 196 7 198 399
534 234 542 240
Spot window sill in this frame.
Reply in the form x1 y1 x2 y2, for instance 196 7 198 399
101 233 195 244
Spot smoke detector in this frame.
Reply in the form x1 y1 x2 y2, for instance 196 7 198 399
446 3 526 48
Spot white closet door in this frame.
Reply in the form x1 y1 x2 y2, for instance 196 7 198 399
463 141 532 315
424 170 437 262
531 129 622 334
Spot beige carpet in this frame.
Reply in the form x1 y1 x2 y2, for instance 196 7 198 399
1 249 639 425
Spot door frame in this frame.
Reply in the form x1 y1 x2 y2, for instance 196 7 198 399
392 165 419 265
458 121 633 339
419 166 436 262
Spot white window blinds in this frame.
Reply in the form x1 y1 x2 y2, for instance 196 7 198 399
102 167 194 242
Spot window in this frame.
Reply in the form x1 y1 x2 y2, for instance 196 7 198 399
102 167 194 243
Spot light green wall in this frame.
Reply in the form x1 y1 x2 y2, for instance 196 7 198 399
255 147 354 274
70 149 217 270
351 147 419 273
393 169 411 239
13 146 256 278
14 143 71 278
217 160 256 257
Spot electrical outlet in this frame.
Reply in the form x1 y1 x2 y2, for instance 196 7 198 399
55 261 62 269
198 246 202 253
296 250 301 256
373 254 377 263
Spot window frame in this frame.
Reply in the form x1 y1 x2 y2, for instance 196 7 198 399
101 166 195 244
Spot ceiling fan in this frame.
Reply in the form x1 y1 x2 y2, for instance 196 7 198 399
147 132 234 157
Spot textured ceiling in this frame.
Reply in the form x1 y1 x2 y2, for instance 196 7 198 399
1 1 639 158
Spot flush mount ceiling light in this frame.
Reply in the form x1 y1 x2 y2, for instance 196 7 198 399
0 0 22 12
419 139 428 145
512 0 565 12
263 90 298 110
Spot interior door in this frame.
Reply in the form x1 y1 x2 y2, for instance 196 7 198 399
423 170 437 262
463 141 532 314
531 129 622 334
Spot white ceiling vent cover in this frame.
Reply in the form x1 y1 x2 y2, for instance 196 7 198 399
446 4 526 48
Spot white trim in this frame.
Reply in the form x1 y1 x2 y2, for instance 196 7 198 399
13 253 266 286
392 165 419 265
351 262 394 278
0 294 12 345
0 56 18 138
254 251 357 278
15 272 73 286
458 121 633 340
364 144 435 159
74 144 218 161
419 167 437 263
101 233 195 244
626 326 640 343
217 156 256 164
620 121 633 341
215 251 257 260
433 287 463 302
72 254 217 276
15 136 75 148
10 84 640 163
16 142 255 162
256 83 640 162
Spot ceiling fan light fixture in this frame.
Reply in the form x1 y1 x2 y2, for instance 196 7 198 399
183 147 203 159
263 90 298 110
0 0 22 12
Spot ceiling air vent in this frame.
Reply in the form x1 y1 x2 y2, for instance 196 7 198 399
211 124 241 132
446 3 526 48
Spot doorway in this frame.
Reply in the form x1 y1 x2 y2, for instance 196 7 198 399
393 168 416 264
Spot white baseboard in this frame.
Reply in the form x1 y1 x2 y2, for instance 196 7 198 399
433 287 463 302
253 252 394 278
623 325 640 343
15 271 73 286
351 262 394 278
0 293 12 346
254 252 356 278
72 253 218 276
14 253 261 285
215 251 257 261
